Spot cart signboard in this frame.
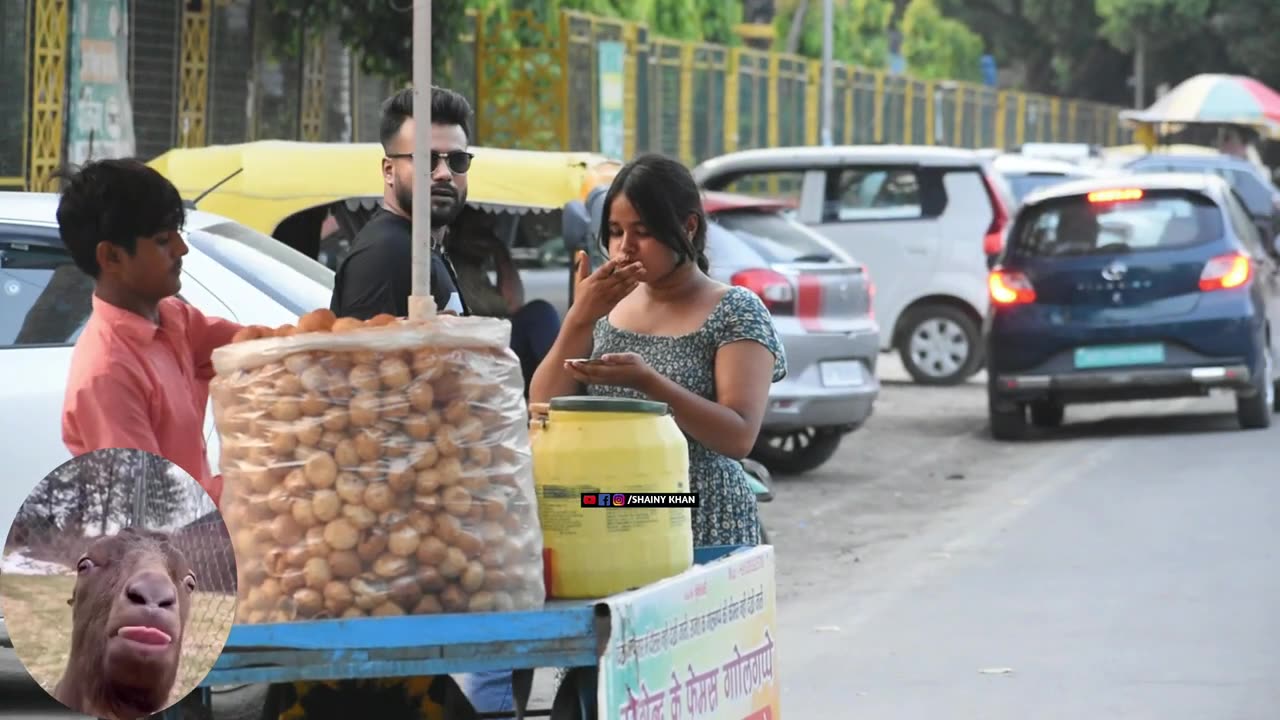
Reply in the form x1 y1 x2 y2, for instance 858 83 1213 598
600 545 781 719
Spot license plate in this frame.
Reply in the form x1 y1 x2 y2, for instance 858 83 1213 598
1073 343 1165 369
819 360 865 387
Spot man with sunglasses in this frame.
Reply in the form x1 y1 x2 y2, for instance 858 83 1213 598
330 85 474 319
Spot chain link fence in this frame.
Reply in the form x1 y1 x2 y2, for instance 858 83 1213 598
0 447 235 703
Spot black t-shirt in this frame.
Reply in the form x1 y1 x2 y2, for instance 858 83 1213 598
330 208 468 319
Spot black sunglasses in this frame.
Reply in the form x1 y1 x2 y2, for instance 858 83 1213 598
386 150 474 174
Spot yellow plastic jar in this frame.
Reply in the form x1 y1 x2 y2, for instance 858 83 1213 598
532 396 693 599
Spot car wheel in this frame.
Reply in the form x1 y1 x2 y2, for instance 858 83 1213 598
1029 399 1065 428
897 304 983 386
750 427 843 475
1237 348 1274 430
989 393 1027 441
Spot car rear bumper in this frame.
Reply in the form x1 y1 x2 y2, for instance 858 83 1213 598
765 325 881 431
992 363 1253 404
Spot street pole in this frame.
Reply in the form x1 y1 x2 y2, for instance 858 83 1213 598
409 0 434 320
820 0 834 146
1133 33 1146 110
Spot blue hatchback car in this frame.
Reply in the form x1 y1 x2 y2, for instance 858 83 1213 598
985 173 1280 439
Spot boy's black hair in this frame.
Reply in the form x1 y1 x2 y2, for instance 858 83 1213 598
55 159 186 278
379 86 473 151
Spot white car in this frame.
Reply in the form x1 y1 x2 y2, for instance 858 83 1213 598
0 192 333 546
694 145 1010 385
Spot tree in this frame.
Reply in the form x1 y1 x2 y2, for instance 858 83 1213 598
700 0 745 46
1213 0 1280 91
772 0 895 68
651 0 702 40
900 0 984 82
263 0 469 86
1094 0 1210 53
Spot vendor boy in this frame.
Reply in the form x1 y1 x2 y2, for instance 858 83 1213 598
57 158 242 506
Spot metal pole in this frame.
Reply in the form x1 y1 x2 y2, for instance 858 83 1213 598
820 0 834 146
409 0 434 320
1133 34 1146 110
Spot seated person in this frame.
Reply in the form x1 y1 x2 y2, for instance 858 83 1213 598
446 207 560 392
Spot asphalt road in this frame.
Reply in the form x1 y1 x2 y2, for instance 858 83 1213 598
769 358 1280 719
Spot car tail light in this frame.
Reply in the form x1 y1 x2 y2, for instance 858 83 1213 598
1199 253 1252 292
980 172 1009 257
1088 188 1144 204
989 269 1036 305
732 268 796 315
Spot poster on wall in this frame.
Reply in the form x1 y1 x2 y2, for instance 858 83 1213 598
598 40 625 161
66 0 136 167
599 546 782 719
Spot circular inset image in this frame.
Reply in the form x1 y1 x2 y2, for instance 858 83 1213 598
0 448 237 720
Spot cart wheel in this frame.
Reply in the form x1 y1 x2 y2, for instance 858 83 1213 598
549 668 598 720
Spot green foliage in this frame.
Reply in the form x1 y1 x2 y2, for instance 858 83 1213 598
262 0 468 87
651 0 702 40
1094 0 1211 53
901 0 984 82
772 0 893 67
700 0 745 46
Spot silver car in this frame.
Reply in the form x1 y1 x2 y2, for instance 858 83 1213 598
563 187 880 475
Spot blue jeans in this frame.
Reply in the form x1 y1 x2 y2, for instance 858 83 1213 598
454 671 514 714
509 300 561 394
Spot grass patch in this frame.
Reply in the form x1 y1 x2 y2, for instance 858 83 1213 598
0 573 235 703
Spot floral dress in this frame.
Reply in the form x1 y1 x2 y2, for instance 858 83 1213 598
587 286 787 546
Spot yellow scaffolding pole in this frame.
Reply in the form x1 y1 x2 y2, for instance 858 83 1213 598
679 42 695 164
872 70 884 143
723 47 740 153
29 0 67 191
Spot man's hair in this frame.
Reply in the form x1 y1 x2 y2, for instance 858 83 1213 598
55 159 186 278
379 86 474 151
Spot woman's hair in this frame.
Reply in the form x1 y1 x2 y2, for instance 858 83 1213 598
598 153 709 273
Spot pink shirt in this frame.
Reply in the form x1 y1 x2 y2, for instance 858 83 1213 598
62 296 242 506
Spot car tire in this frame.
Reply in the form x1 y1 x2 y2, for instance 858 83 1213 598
749 427 843 475
1029 400 1065 428
1237 349 1274 430
897 304 983 386
989 395 1027 441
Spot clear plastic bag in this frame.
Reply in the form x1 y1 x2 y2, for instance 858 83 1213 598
209 313 545 622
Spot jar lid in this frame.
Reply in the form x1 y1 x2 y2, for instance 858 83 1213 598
548 396 669 415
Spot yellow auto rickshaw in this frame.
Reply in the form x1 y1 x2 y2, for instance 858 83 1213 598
147 140 621 271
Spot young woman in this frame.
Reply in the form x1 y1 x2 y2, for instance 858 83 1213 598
530 153 786 546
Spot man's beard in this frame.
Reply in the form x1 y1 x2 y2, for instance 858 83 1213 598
395 183 466 227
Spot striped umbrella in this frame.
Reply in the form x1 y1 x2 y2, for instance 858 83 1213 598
1120 73 1280 138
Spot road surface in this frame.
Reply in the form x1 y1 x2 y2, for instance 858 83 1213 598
767 357 1280 718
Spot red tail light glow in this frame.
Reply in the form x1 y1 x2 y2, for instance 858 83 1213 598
1088 188 1144 204
989 270 1036 305
1199 253 1252 292
981 172 1009 257
732 268 796 315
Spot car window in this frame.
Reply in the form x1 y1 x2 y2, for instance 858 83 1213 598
712 209 836 264
1005 173 1078 204
0 226 94 349
823 166 923 222
704 170 807 206
197 221 335 290
1225 169 1271 217
704 221 761 269
1011 191 1224 257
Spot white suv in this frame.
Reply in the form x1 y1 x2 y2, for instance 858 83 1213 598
694 145 1010 385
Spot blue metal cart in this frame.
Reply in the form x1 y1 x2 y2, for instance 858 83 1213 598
192 545 772 720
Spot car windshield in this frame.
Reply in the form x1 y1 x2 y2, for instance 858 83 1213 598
712 209 836 264
196 221 335 290
184 228 333 316
1012 191 1224 257
1005 173 1079 204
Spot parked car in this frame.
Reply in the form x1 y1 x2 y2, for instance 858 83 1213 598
567 187 881 474
693 145 1010 385
0 192 331 546
1120 151 1280 243
985 173 1280 439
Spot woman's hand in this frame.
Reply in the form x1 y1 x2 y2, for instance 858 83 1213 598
568 251 644 325
565 353 658 393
